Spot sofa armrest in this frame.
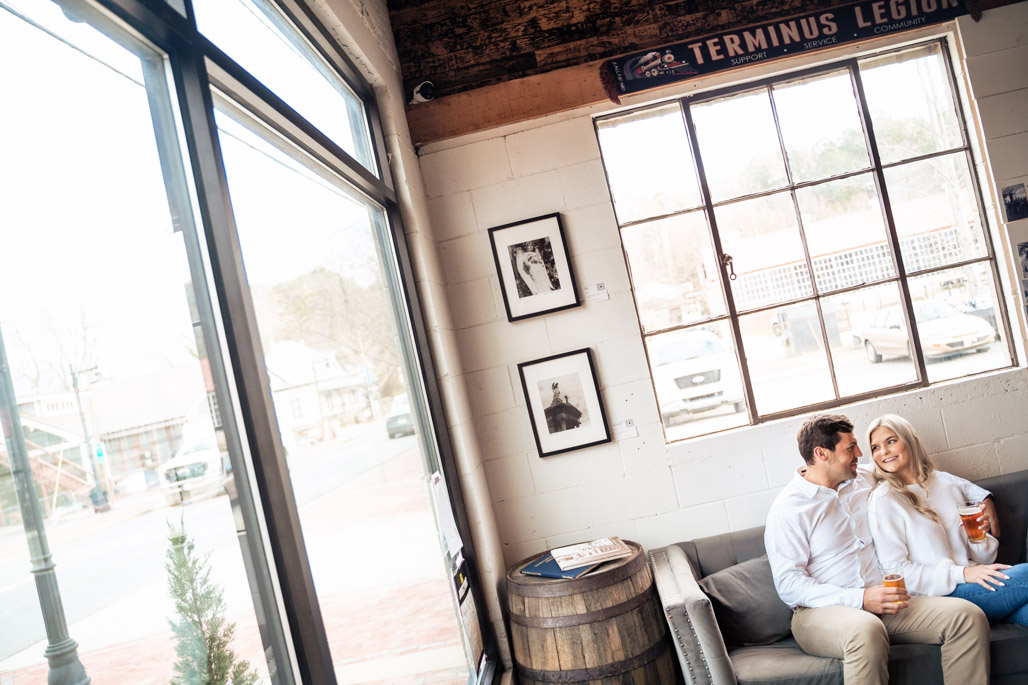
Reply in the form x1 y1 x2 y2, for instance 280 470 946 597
650 545 737 685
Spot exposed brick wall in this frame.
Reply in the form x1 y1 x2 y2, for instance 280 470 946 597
388 0 1019 100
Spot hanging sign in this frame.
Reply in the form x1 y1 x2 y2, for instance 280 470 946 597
600 0 975 103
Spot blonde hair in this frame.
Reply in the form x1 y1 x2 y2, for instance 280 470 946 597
867 414 940 524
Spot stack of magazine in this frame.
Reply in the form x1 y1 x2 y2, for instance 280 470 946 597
521 536 633 580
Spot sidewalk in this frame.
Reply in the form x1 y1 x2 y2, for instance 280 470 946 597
0 438 469 684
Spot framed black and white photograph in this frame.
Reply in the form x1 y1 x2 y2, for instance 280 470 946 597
518 348 610 457
488 213 580 322
1003 184 1028 223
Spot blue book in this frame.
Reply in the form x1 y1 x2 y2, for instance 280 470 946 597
521 553 600 579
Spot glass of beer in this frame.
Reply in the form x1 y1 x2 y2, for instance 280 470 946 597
883 573 906 603
957 501 987 543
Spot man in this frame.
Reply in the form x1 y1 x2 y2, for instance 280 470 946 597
764 413 989 684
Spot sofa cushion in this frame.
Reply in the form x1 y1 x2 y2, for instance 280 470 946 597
729 638 841 685
698 554 793 648
990 623 1028 677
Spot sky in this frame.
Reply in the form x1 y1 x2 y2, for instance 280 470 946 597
0 0 385 395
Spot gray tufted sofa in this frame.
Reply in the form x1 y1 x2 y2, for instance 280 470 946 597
649 469 1028 685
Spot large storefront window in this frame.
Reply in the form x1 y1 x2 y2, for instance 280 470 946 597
214 104 472 682
597 40 1013 442
0 0 494 683
0 3 289 681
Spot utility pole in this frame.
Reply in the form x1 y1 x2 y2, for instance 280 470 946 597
69 364 109 512
0 326 90 685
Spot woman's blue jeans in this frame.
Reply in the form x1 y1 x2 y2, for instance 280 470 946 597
947 562 1028 626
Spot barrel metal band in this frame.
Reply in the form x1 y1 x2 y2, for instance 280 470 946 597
507 549 646 598
510 584 657 628
514 637 669 683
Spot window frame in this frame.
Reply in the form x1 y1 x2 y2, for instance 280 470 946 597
50 0 501 682
596 36 1016 438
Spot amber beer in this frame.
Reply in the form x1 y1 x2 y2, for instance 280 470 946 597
958 502 987 543
883 573 906 603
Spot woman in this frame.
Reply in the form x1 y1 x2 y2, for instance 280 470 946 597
866 414 1028 626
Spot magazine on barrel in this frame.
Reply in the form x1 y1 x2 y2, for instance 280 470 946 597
551 536 632 571
520 553 602 579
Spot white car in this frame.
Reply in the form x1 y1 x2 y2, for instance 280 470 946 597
859 300 994 363
386 393 415 439
647 330 745 424
162 437 227 506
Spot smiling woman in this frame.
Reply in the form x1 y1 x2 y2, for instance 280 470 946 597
866 414 1028 627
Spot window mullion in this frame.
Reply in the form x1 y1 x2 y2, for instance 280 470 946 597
850 61 929 385
767 82 843 401
169 45 332 685
680 100 754 421
936 37 1018 365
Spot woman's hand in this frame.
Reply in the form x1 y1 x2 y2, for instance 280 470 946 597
981 498 1000 538
963 563 1011 590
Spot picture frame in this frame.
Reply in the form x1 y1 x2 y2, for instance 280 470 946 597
487 213 580 322
517 348 611 457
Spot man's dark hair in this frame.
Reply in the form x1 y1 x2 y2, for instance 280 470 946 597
797 413 854 465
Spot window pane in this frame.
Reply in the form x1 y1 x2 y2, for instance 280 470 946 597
715 193 813 310
646 323 747 440
884 152 987 273
859 43 962 164
0 7 275 682
215 108 473 682
621 212 724 332
907 266 1007 383
193 0 376 173
774 70 870 182
742 302 835 415
825 284 917 395
692 89 788 201
796 174 895 292
596 105 701 224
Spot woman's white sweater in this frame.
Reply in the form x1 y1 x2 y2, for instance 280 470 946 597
867 471 996 596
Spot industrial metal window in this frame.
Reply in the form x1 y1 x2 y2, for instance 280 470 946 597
596 39 1013 442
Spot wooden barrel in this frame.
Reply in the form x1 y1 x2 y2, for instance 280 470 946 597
506 541 680 684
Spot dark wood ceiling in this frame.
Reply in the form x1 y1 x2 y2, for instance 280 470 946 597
388 0 1016 145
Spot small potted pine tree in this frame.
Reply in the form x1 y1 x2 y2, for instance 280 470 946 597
166 519 260 685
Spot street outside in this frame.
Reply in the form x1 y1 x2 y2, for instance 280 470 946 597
0 419 467 685
667 334 1011 440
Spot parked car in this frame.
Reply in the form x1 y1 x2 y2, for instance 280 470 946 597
647 330 745 425
857 300 994 363
386 393 415 439
963 288 998 337
162 437 227 506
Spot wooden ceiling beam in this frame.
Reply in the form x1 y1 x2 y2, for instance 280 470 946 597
405 59 608 148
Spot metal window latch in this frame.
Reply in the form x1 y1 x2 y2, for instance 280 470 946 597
722 254 736 281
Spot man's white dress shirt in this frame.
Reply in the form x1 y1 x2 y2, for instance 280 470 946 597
765 466 882 610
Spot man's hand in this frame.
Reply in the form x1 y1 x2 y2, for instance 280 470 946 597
863 585 909 614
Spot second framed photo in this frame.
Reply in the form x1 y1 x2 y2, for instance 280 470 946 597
488 213 580 322
518 348 611 457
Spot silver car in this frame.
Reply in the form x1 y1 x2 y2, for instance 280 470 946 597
859 300 994 363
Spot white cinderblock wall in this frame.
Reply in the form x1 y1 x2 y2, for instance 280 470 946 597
314 0 1028 669
420 4 1028 570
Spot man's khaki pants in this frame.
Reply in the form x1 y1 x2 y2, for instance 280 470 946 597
791 596 989 684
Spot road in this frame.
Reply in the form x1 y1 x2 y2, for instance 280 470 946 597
666 337 1013 440
0 419 419 668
